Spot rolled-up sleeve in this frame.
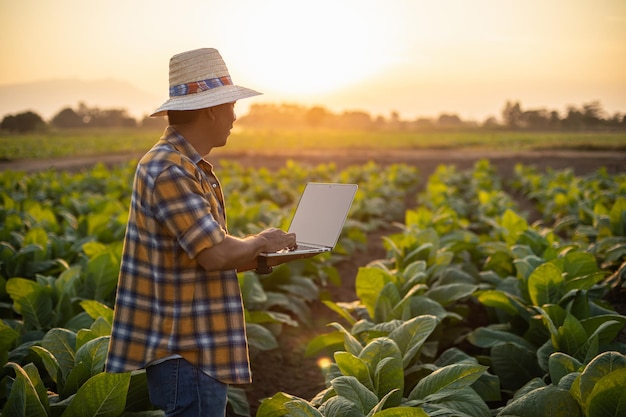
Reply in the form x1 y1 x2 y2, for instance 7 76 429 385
153 164 226 258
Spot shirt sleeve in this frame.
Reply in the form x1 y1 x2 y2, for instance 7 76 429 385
152 164 226 258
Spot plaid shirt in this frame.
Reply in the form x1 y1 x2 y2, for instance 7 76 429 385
106 127 251 384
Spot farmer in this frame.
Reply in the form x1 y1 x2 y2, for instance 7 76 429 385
105 48 305 416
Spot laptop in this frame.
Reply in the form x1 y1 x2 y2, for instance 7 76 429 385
260 182 358 258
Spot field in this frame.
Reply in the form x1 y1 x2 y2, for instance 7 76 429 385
2 128 626 162
1 128 626 417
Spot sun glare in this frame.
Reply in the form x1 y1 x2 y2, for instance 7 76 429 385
236 2 389 96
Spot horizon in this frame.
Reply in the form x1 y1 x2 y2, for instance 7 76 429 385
1 77 623 125
1 1 625 121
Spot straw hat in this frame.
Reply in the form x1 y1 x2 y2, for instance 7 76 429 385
150 48 261 117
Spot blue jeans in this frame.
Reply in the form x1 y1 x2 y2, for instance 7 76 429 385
146 358 228 417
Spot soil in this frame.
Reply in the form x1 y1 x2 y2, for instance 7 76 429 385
2 148 625 416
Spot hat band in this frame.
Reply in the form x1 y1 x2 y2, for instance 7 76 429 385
170 76 233 97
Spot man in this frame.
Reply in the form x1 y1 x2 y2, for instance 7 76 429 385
106 48 304 416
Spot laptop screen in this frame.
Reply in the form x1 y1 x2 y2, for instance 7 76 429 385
287 183 358 248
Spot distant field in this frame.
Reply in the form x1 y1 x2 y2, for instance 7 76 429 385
1 128 626 160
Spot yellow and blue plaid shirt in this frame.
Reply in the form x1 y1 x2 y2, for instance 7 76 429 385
106 127 251 384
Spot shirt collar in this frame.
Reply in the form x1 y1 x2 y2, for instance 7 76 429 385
162 127 213 168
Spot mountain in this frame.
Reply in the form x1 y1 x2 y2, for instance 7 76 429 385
0 78 162 121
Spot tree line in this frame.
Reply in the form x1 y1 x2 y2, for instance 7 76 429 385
0 103 166 134
1 100 625 134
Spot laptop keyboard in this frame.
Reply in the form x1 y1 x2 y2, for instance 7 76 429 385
276 244 319 254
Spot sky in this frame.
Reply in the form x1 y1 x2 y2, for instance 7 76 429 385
1 0 625 121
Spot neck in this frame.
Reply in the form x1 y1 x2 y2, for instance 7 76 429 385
171 123 212 157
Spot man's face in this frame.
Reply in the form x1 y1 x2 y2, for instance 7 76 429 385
212 102 237 147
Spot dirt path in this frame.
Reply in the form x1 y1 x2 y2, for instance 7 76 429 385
2 148 625 178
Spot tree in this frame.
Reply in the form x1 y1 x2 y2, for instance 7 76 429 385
437 113 464 127
51 107 84 128
0 111 46 133
305 106 330 128
521 109 550 130
50 103 137 128
502 101 523 128
581 101 604 128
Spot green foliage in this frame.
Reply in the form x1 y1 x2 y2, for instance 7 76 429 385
3 129 626 161
276 160 626 416
2 157 626 417
1 159 421 416
498 351 626 417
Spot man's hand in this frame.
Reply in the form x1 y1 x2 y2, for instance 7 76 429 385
257 227 297 253
196 227 297 272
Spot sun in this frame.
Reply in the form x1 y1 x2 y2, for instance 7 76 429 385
234 2 390 97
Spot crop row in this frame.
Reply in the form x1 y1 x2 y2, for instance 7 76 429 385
257 161 626 416
1 159 625 416
0 159 420 416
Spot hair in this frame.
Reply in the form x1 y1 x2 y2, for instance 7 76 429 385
167 109 203 125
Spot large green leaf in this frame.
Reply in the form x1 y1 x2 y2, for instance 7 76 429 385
358 338 403 407
335 352 374 391
585 367 626 417
557 313 588 356
580 315 626 345
55 266 82 327
330 322 363 357
2 362 48 417
23 227 50 258
408 363 487 402
19 287 55 330
305 331 345 357
468 326 536 350
257 392 299 416
79 300 114 325
425 283 477 307
500 209 529 246
528 262 565 306
74 336 109 377
284 399 324 417
60 371 131 417
407 296 451 321
499 384 582 417
576 351 626 407
246 323 278 351
374 282 401 323
321 300 357 326
62 362 91 399
422 388 491 417
30 345 61 386
264 291 311 325
401 242 435 269
84 251 119 301
491 342 542 391
320 396 364 417
0 320 19 365
331 376 378 414
227 386 251 417
388 315 438 368
277 275 319 301
549 352 583 385
5 277 40 315
560 251 600 280
239 272 268 306
475 290 518 315
355 267 393 319
41 328 77 382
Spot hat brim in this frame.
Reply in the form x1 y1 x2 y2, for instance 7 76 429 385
150 85 262 117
